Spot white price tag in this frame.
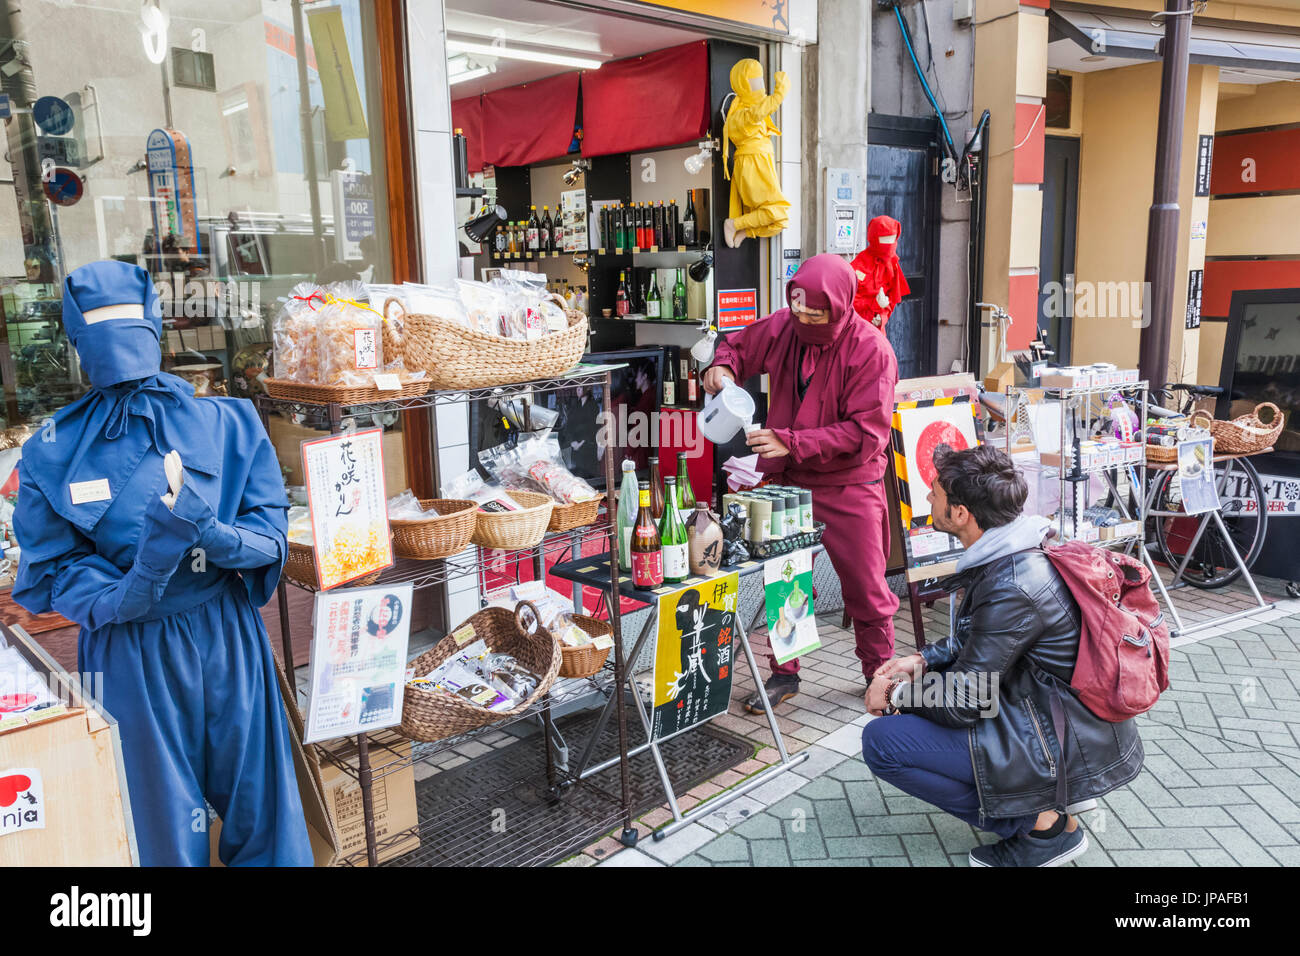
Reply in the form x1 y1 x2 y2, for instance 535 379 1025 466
374 373 401 392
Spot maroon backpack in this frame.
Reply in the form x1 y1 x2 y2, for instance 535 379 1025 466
1041 540 1170 722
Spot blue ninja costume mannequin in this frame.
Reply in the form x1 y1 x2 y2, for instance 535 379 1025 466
13 261 312 866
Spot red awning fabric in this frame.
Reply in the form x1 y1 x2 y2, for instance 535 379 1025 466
450 94 485 172
580 41 710 158
481 71 580 168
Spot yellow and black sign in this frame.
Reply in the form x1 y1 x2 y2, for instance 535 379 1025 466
307 5 368 141
650 572 739 742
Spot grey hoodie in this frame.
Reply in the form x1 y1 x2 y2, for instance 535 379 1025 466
954 513 1053 572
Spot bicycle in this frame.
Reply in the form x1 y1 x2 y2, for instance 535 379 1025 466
1107 383 1268 589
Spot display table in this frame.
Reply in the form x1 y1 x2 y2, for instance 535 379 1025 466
550 550 822 842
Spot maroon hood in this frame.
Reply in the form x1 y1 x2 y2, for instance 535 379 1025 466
784 253 858 345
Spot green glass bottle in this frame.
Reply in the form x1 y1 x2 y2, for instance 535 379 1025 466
675 451 696 522
659 476 689 583
646 271 662 319
672 268 688 320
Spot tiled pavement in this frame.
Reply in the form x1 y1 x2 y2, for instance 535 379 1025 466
585 572 1300 867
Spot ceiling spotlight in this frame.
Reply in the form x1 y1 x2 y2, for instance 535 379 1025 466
464 204 507 244
684 140 716 175
562 158 592 187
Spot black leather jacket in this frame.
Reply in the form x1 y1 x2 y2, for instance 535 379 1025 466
898 548 1144 820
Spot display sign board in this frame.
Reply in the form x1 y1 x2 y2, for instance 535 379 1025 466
331 170 375 262
1194 134 1214 198
650 572 739 742
782 247 801 281
825 167 864 252
763 550 819 665
632 0 791 33
146 127 202 253
891 393 982 580
1186 269 1203 330
304 584 413 743
306 5 369 141
717 288 758 330
41 168 82 207
0 768 45 837
301 428 394 589
1177 438 1220 516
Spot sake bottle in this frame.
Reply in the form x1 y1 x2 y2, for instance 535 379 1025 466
649 456 665 520
660 477 689 583
675 451 696 522
616 459 638 572
631 481 663 589
686 502 724 575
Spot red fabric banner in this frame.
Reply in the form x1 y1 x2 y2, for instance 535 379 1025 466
581 41 710 158
481 71 580 168
450 94 485 172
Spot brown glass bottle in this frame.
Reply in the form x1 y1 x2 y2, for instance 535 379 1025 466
649 457 665 521
631 481 664 589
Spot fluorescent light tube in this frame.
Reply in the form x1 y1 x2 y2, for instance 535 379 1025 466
446 39 604 71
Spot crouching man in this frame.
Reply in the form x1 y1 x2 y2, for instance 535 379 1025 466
861 445 1144 866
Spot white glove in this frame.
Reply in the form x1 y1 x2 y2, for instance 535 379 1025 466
876 288 890 309
161 449 184 511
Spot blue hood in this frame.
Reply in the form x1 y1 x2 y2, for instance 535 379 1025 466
63 260 164 387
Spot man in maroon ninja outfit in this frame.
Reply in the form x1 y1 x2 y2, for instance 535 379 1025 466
704 253 899 711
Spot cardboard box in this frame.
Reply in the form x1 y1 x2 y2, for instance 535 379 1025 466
983 362 1015 394
267 416 407 493
319 735 420 866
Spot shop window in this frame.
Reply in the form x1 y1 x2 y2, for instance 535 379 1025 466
172 48 216 91
0 1 394 430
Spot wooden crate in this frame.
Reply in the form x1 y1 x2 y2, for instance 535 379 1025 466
0 625 135 866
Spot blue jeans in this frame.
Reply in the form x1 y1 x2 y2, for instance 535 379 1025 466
861 715 1037 840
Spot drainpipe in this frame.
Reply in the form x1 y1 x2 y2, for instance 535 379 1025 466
1138 0 1193 391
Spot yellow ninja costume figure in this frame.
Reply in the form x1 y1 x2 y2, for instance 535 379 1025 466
722 59 791 248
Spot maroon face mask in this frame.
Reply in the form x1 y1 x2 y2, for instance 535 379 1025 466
785 254 858 347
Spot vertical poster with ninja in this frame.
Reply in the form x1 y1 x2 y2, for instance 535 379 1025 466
650 572 739 742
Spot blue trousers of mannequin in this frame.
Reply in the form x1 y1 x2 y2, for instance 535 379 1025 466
80 585 313 866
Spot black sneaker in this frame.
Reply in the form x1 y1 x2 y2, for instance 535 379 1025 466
968 824 1088 868
744 674 800 714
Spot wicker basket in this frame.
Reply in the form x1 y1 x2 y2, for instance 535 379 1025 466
390 499 477 559
399 602 561 742
283 540 384 590
471 490 554 549
384 296 588 390
264 376 432 406
558 614 614 679
1207 402 1284 456
1146 411 1211 464
547 496 602 533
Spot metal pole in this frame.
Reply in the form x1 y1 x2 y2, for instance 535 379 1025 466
1138 0 1193 390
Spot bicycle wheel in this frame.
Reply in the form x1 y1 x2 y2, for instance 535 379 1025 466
1153 456 1268 589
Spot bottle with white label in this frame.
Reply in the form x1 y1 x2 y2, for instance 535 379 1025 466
616 458 638 572
659 476 689 583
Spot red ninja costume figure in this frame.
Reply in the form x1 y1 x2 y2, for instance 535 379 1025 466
704 254 900 714
851 215 909 331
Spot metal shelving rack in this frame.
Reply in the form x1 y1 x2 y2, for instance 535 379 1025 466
254 369 636 868
1005 380 1150 552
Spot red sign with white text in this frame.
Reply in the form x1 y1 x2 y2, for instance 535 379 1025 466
717 288 758 330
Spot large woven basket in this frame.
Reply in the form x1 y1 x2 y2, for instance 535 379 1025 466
558 614 613 679
390 499 477 559
1208 402 1283 456
384 296 588 390
547 496 602 533
283 540 384 590
1146 411 1211 464
264 376 432 406
471 490 554 549
399 602 561 742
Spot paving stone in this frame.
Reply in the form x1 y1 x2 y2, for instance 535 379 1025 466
901 832 950 866
1102 790 1162 828
827 759 875 782
855 813 937 836
1108 849 1197 866
845 780 888 818
749 838 792 867
732 812 785 841
812 798 861 838
1091 815 1141 852
930 813 981 854
1240 784 1300 824
696 795 766 834
1172 785 1254 807
697 833 751 863
1154 806 1238 829
1142 755 1201 788
1188 767 1268 787
1208 826 1281 866
639 823 718 865
1265 845 1300 866
1130 826 1221 850
1072 843 1115 866
672 855 712 866
1187 848 1237 867
748 767 814 806
1127 773 1182 808
786 820 828 860
824 834 904 859
795 775 847 801
1223 805 1297 846
870 856 911 867
598 849 665 867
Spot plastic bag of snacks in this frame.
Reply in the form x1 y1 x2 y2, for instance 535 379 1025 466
366 283 408 370
287 505 315 545
316 281 384 386
478 440 548 496
441 468 524 513
494 271 567 337
406 638 538 711
454 279 511 337
513 434 599 504
274 282 327 382
387 489 437 520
